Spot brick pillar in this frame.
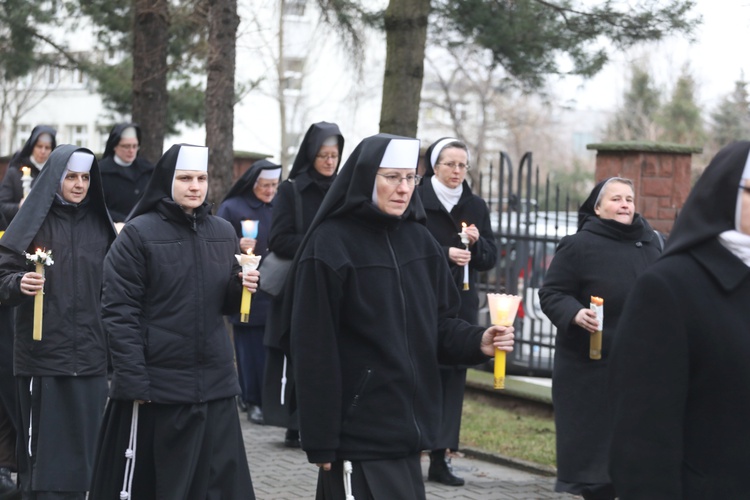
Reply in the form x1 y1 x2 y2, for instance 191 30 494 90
586 142 701 234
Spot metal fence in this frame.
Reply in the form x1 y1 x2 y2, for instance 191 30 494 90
476 152 578 377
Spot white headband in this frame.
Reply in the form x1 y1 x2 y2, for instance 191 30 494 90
258 168 281 180
429 138 471 169
735 150 750 230
60 151 94 186
380 139 420 169
175 145 208 172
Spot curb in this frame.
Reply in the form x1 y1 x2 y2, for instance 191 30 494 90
462 447 557 477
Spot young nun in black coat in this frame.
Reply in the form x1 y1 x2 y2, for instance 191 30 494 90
610 141 750 499
539 177 662 500
263 121 344 445
286 133 514 500
89 144 258 500
416 137 497 486
0 145 116 499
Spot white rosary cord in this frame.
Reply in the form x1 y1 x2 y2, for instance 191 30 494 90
27 378 33 457
280 355 288 405
343 460 355 500
120 402 139 500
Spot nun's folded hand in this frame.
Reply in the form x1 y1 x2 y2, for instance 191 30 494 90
480 325 514 357
573 308 599 333
20 271 44 296
464 224 480 244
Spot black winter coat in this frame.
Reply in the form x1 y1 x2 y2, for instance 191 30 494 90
0 166 40 223
417 180 497 323
102 200 243 404
538 215 661 485
99 156 154 222
610 239 750 499
0 200 112 376
267 171 328 259
291 208 489 464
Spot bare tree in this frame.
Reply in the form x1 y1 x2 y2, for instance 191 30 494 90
0 69 56 155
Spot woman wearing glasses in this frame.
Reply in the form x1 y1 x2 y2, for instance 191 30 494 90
99 123 154 223
287 133 513 498
264 121 344 447
417 138 497 487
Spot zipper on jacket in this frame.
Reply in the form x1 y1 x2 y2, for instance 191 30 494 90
344 368 373 422
385 231 422 449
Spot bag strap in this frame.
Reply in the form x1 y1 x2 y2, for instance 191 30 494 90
290 179 303 235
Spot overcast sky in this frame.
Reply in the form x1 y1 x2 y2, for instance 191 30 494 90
555 1 750 113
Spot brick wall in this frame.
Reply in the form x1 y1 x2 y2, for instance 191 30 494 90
587 142 701 234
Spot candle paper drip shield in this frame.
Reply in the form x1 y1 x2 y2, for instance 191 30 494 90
21 167 32 197
241 220 259 239
235 252 261 322
487 293 521 389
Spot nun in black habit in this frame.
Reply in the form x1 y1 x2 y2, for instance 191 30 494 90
98 123 155 222
90 144 257 500
539 177 662 500
0 125 57 222
610 141 750 499
263 121 344 445
217 160 282 423
287 133 514 499
0 144 116 499
417 138 497 486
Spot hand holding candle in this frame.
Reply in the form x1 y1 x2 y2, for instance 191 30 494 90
235 250 261 323
487 293 521 389
24 248 54 341
589 296 604 360
459 223 470 291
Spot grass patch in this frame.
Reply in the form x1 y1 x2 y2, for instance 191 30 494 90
460 391 557 468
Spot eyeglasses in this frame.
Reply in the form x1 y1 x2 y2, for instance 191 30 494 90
377 173 421 186
739 185 750 193
316 154 339 162
117 144 139 150
438 161 470 171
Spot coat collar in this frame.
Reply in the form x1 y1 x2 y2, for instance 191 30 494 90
690 238 750 293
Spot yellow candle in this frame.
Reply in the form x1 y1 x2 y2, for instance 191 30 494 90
33 262 44 341
21 166 32 197
240 287 251 322
590 296 604 360
494 305 511 389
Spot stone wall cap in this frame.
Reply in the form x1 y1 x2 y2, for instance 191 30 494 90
233 150 274 160
586 141 702 154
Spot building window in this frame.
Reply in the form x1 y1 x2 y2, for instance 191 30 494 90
282 58 304 91
68 125 88 147
46 66 59 86
283 0 306 17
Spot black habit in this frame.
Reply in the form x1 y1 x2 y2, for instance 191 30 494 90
609 141 750 499
98 123 155 222
416 138 497 451
538 180 661 493
90 144 254 499
263 122 344 430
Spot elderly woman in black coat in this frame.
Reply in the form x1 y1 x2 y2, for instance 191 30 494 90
539 177 662 500
609 141 750 499
416 138 496 486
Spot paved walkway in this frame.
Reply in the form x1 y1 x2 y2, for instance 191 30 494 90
241 416 571 500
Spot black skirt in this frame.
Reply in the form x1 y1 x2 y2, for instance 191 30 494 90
89 397 255 500
316 454 425 500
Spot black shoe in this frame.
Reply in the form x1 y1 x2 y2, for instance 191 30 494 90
0 468 19 499
247 405 264 425
237 397 248 412
427 451 465 486
284 429 300 448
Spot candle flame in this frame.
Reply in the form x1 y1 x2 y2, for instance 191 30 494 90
462 222 467 228
246 248 254 256
21 167 31 176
